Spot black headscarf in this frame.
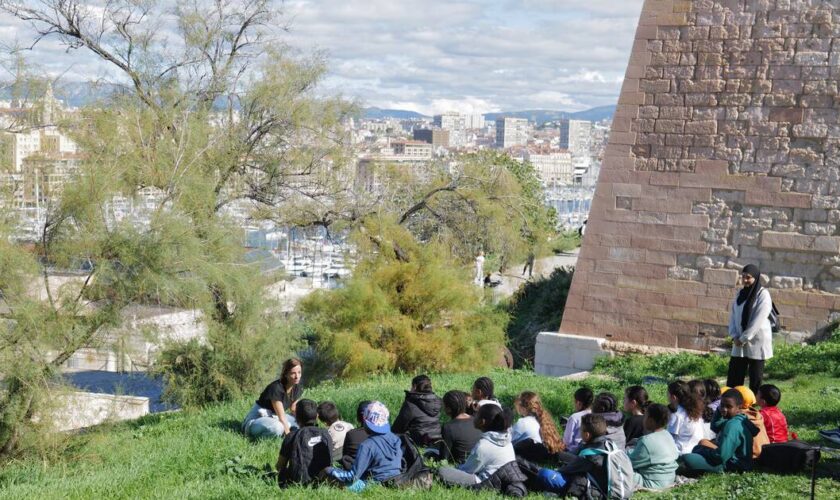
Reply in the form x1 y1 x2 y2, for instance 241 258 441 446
737 264 761 331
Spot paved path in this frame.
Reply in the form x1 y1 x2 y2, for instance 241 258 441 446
490 248 579 299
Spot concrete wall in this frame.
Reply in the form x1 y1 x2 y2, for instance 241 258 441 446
561 0 840 351
51 391 150 432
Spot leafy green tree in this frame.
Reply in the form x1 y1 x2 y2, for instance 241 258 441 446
0 0 344 455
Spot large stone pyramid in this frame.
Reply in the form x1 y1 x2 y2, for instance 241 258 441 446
561 0 840 352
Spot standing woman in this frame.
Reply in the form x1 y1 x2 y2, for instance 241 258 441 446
242 358 304 438
727 265 773 395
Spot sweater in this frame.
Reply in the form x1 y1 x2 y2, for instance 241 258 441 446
439 417 482 464
351 432 403 482
729 288 774 360
459 430 516 482
511 415 542 445
699 414 758 471
761 406 788 443
391 391 443 445
629 429 679 490
563 409 591 453
668 405 705 455
327 420 354 463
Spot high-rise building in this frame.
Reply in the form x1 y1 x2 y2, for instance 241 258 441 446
558 119 592 156
433 112 466 147
495 117 529 149
413 128 450 148
465 114 485 129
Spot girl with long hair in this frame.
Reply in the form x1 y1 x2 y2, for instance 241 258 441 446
666 380 705 454
242 358 304 438
512 391 565 458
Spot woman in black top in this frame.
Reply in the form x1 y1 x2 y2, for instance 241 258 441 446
437 390 482 463
242 358 304 438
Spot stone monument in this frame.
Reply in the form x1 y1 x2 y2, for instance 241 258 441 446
537 0 840 376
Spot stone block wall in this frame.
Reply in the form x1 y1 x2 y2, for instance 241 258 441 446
561 0 840 350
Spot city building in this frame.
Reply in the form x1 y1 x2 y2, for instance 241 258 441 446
524 150 573 186
413 128 450 148
495 117 529 149
433 112 466 147
558 119 593 157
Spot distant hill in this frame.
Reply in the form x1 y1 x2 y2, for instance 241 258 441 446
484 105 615 125
362 107 429 120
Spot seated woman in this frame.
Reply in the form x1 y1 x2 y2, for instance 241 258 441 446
242 358 304 438
391 374 443 446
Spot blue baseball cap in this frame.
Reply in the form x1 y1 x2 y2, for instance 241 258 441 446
363 401 391 434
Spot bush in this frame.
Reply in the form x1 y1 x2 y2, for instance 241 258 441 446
299 225 507 379
505 267 574 368
550 231 581 254
154 320 305 407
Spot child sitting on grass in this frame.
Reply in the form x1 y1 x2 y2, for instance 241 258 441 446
511 391 565 461
667 381 706 455
591 392 626 449
563 387 594 453
317 401 354 463
391 374 443 446
629 403 679 490
757 384 788 443
680 389 758 474
438 390 482 464
469 376 501 412
437 403 516 487
623 385 649 446
329 401 403 492
341 401 372 470
276 399 333 487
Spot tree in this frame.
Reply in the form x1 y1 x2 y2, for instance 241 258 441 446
0 0 347 455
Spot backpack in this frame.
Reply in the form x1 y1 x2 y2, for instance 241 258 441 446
758 441 820 473
281 426 332 486
578 440 634 500
387 434 432 489
758 441 820 500
769 301 781 333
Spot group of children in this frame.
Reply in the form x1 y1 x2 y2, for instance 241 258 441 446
273 374 791 497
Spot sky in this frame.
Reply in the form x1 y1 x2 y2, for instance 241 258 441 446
0 0 645 115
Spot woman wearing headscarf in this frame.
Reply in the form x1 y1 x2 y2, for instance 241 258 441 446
726 264 773 394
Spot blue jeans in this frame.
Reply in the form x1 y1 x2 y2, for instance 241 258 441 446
242 403 298 438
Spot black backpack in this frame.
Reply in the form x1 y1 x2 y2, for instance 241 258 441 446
758 441 820 500
280 426 333 486
387 434 432 489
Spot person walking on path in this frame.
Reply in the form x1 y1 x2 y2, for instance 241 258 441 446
726 264 773 395
474 251 485 286
522 252 535 278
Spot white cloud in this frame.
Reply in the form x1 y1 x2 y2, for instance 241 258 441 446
0 0 646 111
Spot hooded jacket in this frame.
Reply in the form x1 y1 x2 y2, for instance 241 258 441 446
593 411 626 450
391 391 443 444
351 432 403 482
459 430 517 482
559 435 611 496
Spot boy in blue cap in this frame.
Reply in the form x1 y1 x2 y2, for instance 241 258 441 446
329 401 403 492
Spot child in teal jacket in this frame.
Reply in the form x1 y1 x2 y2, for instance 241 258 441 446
680 389 758 473
629 403 679 489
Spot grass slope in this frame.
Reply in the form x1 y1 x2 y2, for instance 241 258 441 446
1 368 838 499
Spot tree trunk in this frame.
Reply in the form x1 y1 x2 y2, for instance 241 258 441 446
0 378 36 457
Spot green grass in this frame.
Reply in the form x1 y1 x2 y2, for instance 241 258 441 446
1 369 838 499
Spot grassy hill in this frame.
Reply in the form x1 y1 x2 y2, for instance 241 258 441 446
1 362 838 498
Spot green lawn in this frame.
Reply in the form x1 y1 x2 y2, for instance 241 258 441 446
1 368 838 499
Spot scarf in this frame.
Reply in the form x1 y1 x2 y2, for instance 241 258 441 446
737 264 761 331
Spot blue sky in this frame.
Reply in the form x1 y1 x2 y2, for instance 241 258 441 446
0 0 644 115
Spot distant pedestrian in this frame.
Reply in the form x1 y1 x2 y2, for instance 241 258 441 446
522 251 535 278
726 264 774 395
474 250 485 285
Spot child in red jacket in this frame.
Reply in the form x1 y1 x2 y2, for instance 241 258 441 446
757 384 788 443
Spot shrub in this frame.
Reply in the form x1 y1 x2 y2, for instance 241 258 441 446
154 319 305 407
299 224 507 379
505 267 574 367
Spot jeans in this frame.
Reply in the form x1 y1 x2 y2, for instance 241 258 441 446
726 356 765 395
679 452 724 473
241 403 298 438
438 467 478 487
